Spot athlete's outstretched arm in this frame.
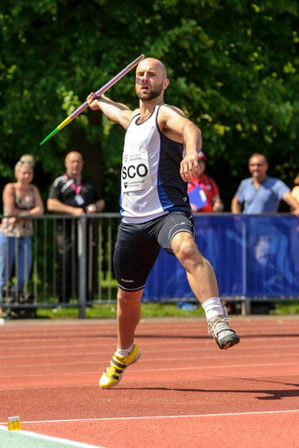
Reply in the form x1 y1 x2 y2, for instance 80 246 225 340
159 106 202 182
86 93 134 130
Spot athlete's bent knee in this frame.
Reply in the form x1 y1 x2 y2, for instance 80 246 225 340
172 235 199 264
117 288 143 303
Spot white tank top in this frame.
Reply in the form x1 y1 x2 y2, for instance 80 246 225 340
120 105 190 223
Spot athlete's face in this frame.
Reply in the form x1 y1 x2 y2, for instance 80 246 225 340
135 59 169 101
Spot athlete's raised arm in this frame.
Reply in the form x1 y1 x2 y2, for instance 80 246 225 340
158 105 202 182
86 93 135 130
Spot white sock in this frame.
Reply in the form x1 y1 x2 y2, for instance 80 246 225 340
202 297 224 321
116 343 134 358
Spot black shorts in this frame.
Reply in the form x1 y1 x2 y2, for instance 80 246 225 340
113 211 195 291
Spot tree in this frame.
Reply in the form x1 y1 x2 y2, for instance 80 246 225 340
1 0 298 209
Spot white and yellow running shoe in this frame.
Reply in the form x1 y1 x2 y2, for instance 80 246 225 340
99 344 141 389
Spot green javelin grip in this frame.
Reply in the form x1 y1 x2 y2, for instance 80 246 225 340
40 54 145 145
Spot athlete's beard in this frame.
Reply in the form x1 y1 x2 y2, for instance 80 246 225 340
137 82 163 101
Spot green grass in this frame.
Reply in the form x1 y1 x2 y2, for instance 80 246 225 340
270 301 299 315
36 302 205 319
35 301 299 319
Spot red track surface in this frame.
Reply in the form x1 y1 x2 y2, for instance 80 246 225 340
0 316 299 447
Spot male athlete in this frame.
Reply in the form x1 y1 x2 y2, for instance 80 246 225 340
87 57 240 389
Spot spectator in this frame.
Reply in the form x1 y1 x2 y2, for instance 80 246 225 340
0 155 44 300
187 151 224 212
290 173 299 212
231 153 299 314
231 153 299 215
47 151 105 305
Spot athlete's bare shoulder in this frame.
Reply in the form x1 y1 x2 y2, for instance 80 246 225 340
160 104 186 118
157 104 189 142
131 108 141 117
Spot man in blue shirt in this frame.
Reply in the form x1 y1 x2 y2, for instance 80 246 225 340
231 153 299 214
230 153 299 314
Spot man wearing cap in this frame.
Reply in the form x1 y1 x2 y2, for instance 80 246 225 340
187 151 224 213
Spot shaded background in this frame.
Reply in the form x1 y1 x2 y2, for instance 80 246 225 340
1 0 298 210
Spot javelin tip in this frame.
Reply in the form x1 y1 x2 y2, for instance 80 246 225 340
40 127 59 146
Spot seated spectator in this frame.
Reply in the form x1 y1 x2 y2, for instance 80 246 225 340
0 155 44 300
187 151 224 212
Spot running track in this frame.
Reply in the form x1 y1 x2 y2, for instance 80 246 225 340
0 316 299 447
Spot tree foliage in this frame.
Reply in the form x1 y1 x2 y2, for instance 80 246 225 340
0 0 298 209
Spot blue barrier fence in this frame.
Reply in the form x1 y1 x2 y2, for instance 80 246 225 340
143 214 299 301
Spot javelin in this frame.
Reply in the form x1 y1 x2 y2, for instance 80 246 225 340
40 54 145 145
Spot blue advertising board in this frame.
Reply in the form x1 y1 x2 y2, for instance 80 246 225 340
143 215 299 300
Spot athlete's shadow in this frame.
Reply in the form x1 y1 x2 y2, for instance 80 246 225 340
121 377 299 400
121 386 299 400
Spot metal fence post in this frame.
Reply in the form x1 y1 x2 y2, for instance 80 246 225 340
78 216 87 318
241 216 251 316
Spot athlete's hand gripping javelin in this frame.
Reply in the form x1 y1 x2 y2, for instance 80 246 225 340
87 93 133 130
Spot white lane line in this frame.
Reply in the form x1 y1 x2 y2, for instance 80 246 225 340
0 424 105 448
0 360 299 379
0 335 298 354
2 331 297 339
0 372 298 392
1 409 299 426
1 342 299 361
1 352 299 371
1 323 299 336
0 336 297 346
